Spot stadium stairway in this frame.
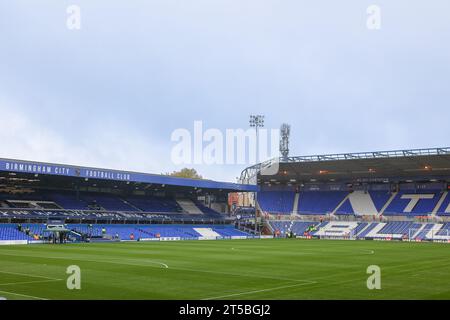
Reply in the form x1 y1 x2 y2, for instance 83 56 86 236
379 192 398 215
120 198 143 212
410 224 427 239
266 221 275 234
332 194 351 215
354 222 369 236
358 223 385 238
292 193 300 215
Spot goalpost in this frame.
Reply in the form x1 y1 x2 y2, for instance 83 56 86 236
408 228 450 242
349 228 358 240
408 228 421 242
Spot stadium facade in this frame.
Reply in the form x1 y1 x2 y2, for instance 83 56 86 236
1 147 450 244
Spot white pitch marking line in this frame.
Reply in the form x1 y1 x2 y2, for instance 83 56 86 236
202 281 317 300
169 265 315 283
82 258 169 269
0 289 48 300
0 270 61 280
0 252 169 269
0 279 62 286
0 251 311 282
110 258 169 269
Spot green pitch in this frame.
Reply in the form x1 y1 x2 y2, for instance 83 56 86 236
0 239 449 300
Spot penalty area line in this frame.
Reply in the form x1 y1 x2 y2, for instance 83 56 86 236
0 289 48 300
0 270 62 280
202 281 317 300
87 259 169 269
0 252 169 270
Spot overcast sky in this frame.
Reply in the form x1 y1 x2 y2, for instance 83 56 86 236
1 1 449 182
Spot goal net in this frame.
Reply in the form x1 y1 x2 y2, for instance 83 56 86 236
408 228 450 241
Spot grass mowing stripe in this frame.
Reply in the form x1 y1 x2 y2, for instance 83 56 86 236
0 270 62 280
0 251 169 269
0 279 63 286
0 239 448 299
0 251 313 283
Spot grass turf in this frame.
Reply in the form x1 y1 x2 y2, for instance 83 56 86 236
0 239 449 300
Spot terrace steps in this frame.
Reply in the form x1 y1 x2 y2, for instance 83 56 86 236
292 193 300 215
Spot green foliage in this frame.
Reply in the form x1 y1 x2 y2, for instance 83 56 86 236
166 168 203 179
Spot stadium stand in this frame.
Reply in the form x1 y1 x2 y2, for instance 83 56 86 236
268 221 292 235
368 191 395 213
378 221 417 236
80 193 138 212
414 224 436 240
291 221 319 235
265 220 450 241
298 191 348 215
49 192 89 210
258 188 450 217
0 224 33 241
258 191 296 214
125 196 182 213
336 191 390 215
192 200 222 216
313 221 358 238
1 149 450 244
356 223 380 239
0 223 251 243
267 220 320 237
383 190 442 216
353 222 369 235
437 223 450 235
437 191 450 216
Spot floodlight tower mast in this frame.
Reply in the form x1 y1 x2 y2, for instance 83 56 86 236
249 114 264 235
280 123 291 162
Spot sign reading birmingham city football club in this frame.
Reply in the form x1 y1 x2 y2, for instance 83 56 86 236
0 159 257 192
1 160 131 181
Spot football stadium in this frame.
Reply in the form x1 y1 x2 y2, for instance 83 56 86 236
0 147 449 300
2 1 450 314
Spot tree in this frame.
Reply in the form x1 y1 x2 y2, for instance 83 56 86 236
166 168 203 179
